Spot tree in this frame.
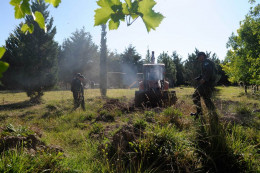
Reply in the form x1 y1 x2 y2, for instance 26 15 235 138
58 27 99 85
183 49 221 87
121 45 142 66
157 52 176 87
120 45 142 86
222 3 260 93
183 49 201 86
100 24 108 97
143 48 151 63
107 51 121 72
172 51 185 86
1 0 58 102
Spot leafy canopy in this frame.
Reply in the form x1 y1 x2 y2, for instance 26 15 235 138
94 0 164 32
222 3 260 85
9 0 163 33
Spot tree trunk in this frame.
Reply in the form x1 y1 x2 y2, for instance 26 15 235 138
100 24 107 97
244 85 247 94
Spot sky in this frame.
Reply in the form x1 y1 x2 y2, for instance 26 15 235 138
0 0 257 61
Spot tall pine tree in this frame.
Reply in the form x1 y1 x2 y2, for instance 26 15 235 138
100 24 107 97
172 51 185 86
2 0 58 102
58 27 99 85
157 52 176 87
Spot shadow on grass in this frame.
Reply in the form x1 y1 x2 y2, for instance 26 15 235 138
195 115 248 172
0 100 36 111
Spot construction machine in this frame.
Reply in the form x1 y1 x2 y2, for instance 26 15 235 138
134 63 177 107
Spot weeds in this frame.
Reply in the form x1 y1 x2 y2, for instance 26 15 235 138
97 110 115 122
195 114 250 173
159 107 184 129
88 123 104 138
0 124 34 137
0 87 259 172
104 125 197 172
0 149 67 173
236 103 252 116
134 119 147 130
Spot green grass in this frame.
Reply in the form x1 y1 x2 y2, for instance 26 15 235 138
0 87 259 172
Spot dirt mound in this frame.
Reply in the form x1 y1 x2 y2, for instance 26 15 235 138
0 125 63 154
109 123 143 154
0 134 63 154
100 98 133 113
96 112 115 122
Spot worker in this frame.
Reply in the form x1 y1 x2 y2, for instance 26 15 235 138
190 52 218 121
71 73 86 111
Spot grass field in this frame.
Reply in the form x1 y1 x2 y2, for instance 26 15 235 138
0 86 259 172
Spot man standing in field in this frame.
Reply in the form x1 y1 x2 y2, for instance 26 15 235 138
71 73 86 111
190 52 217 120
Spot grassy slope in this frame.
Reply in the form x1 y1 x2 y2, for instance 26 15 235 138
0 86 259 172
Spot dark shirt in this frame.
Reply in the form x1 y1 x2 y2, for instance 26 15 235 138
201 59 216 86
71 78 83 93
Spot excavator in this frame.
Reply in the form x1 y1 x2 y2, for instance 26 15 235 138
134 52 177 107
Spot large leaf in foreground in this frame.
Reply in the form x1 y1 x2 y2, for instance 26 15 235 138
0 47 6 59
138 0 164 32
44 0 61 7
94 0 114 26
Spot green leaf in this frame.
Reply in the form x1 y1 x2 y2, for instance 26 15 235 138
0 62 9 73
10 0 22 6
0 61 9 78
21 0 31 15
45 0 61 7
94 0 114 26
34 11 46 30
109 19 120 30
122 3 129 14
21 23 34 34
125 0 132 8
14 4 25 18
138 0 164 32
111 0 121 5
0 47 6 59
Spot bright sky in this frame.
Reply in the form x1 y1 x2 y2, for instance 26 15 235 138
0 0 257 61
